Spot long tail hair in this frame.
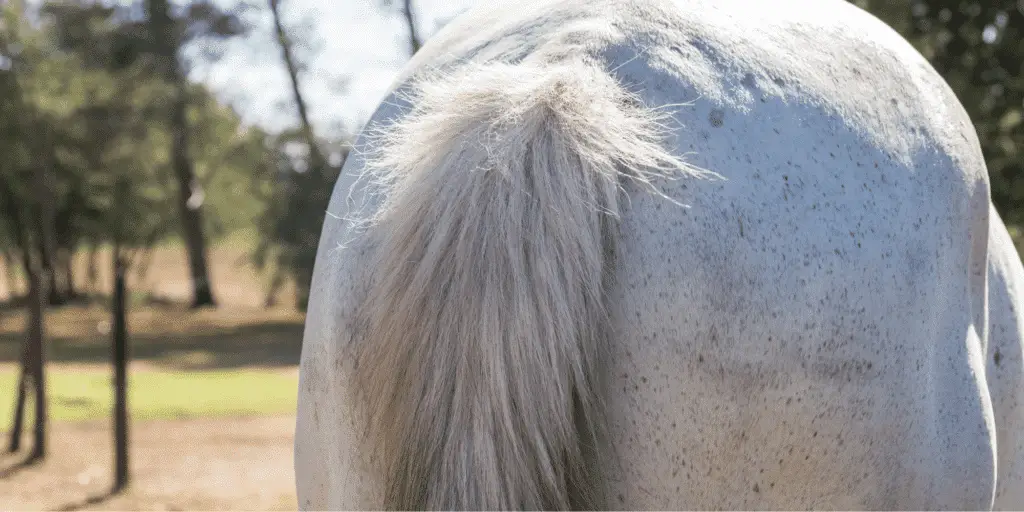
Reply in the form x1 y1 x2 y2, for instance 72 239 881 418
351 56 705 510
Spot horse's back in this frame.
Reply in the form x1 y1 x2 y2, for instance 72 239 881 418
297 0 1001 509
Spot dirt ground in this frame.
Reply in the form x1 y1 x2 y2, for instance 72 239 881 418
0 415 297 511
0 242 304 511
0 239 296 310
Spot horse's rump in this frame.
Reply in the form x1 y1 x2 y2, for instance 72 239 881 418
348 57 707 509
295 0 1015 509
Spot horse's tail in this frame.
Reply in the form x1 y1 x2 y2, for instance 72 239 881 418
353 58 702 510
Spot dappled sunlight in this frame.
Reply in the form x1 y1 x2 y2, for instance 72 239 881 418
0 303 304 369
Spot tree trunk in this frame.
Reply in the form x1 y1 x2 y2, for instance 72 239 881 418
39 239 61 306
112 245 130 491
263 267 285 308
170 91 216 308
61 247 75 299
268 0 335 314
48 246 75 302
25 136 52 461
7 341 28 453
0 247 19 300
2 183 30 453
27 254 47 461
148 0 216 308
7 245 33 454
54 192 79 301
35 126 68 306
295 264 312 312
87 242 99 293
401 0 421 56
268 0 326 169
134 247 155 294
7 199 46 460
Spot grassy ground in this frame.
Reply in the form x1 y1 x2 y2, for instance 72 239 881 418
0 239 306 510
0 300 305 425
0 305 304 369
0 366 299 425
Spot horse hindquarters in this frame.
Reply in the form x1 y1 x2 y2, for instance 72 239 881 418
296 0 1005 508
341 58 709 510
593 49 996 509
987 207 1024 510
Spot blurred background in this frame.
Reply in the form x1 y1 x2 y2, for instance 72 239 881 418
0 0 1020 510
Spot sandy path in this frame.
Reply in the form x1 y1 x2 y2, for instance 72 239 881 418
0 415 296 511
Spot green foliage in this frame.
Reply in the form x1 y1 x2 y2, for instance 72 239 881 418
855 0 1024 227
0 0 271 292
0 0 328 309
252 131 344 311
188 89 274 240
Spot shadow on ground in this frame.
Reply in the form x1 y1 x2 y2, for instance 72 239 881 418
0 453 40 480
0 322 304 370
54 490 120 512
0 301 305 370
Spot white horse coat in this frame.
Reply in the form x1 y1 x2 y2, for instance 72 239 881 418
295 0 1024 509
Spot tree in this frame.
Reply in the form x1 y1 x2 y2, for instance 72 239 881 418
41 0 250 308
0 150 51 462
256 0 345 310
36 0 268 301
382 0 421 56
268 0 324 169
111 178 131 491
3 0 268 457
146 0 218 307
1 0 51 461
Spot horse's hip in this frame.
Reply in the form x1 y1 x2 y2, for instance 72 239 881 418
600 168 996 509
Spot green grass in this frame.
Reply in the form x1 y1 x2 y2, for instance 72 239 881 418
0 366 298 425
0 233 305 428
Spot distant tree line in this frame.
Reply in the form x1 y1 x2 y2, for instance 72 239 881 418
0 0 357 314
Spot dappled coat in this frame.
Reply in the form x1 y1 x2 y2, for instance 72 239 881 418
294 0 1024 509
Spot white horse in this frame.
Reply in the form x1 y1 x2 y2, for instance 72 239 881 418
295 0 1024 508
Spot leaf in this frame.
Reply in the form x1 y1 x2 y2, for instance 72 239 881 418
1000 109 1022 131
